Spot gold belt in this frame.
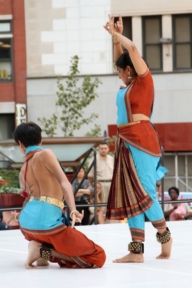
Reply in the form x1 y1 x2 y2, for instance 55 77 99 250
117 121 141 128
29 196 64 210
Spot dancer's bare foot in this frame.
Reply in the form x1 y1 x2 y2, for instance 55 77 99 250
25 241 41 269
36 258 49 266
113 252 144 263
156 237 172 259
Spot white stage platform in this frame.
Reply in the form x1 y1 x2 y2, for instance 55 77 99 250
0 221 192 288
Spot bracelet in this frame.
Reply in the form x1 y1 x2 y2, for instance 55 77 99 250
112 32 118 42
70 210 78 219
15 213 19 221
113 32 120 45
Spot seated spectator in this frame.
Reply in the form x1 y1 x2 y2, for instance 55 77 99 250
164 186 192 221
89 182 104 224
72 167 91 225
0 204 11 231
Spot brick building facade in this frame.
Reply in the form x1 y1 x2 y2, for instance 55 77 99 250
0 0 26 139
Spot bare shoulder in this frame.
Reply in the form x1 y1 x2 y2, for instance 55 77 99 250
41 149 56 157
35 149 57 162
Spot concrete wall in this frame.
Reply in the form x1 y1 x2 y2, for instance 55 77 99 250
111 0 192 16
152 73 192 123
27 71 192 136
24 0 192 77
25 0 111 77
25 0 192 136
27 74 121 136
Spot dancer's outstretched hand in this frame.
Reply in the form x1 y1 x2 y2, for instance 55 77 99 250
71 210 84 228
104 15 123 35
114 15 123 35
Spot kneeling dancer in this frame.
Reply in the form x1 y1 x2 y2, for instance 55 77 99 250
8 122 106 269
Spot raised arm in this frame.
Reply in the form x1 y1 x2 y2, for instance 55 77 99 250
104 15 147 76
104 16 124 62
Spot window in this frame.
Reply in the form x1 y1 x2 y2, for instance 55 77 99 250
0 113 15 168
0 21 13 82
173 14 192 70
121 17 132 42
0 114 15 140
114 16 132 42
115 16 132 52
143 16 162 71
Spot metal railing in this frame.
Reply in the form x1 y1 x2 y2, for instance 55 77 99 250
69 147 98 224
0 147 101 225
1 145 192 226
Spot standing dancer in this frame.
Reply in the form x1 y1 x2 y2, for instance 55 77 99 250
104 15 172 263
7 122 106 269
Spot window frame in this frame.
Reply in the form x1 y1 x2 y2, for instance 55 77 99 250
164 152 192 193
0 20 13 83
172 14 192 71
142 15 163 71
0 20 12 34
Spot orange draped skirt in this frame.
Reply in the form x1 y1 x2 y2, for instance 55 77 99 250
21 225 106 268
118 120 162 157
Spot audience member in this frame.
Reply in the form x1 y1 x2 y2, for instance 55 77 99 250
72 167 92 225
88 141 114 214
0 204 11 230
164 186 192 221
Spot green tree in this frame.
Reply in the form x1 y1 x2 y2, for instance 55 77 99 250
37 115 58 137
38 55 102 137
85 124 102 137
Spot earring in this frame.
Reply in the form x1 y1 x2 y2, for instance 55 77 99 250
128 74 132 79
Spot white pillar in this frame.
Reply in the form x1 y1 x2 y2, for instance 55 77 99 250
132 16 142 56
162 15 173 72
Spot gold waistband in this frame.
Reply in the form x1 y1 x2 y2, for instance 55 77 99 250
29 196 64 210
117 121 141 128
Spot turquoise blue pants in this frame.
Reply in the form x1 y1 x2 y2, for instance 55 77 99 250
126 144 165 241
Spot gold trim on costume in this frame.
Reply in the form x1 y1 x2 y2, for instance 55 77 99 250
117 121 141 128
29 196 64 210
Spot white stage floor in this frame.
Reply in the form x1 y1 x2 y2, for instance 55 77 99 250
0 221 192 288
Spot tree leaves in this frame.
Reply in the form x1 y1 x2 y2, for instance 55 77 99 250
38 55 102 136
37 114 58 137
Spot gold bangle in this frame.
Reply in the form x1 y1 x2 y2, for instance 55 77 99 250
114 41 120 45
15 213 19 221
70 210 78 219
